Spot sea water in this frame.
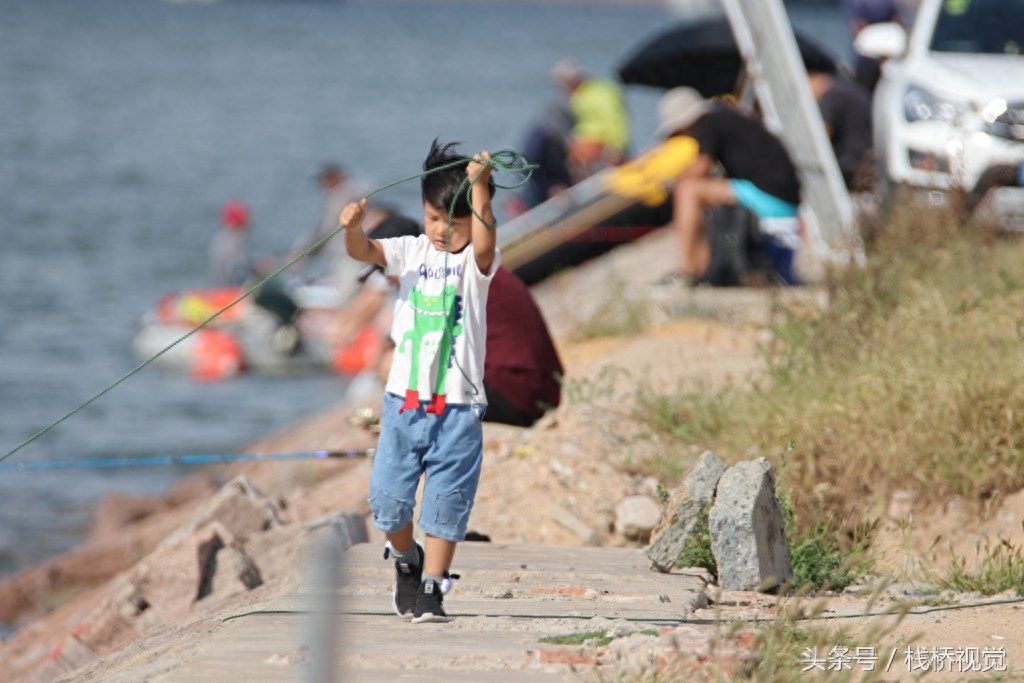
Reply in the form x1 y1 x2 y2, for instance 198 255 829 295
0 0 850 581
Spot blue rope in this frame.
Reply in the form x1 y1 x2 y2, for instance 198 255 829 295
0 448 374 472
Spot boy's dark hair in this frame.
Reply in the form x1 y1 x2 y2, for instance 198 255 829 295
422 138 496 217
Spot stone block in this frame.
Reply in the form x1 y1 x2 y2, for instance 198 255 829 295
709 458 792 591
615 495 663 542
646 451 727 572
195 536 263 604
182 476 282 540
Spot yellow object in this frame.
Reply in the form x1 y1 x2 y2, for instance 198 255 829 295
571 79 630 155
944 0 970 16
604 136 699 205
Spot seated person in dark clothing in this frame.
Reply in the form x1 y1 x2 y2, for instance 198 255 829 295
483 266 563 426
808 70 874 192
519 102 575 209
842 0 903 93
656 87 802 284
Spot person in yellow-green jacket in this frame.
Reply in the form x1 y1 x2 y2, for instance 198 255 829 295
550 58 630 179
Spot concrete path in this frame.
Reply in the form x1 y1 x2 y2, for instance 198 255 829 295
153 539 707 683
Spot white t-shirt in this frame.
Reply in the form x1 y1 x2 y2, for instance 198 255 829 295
381 235 499 405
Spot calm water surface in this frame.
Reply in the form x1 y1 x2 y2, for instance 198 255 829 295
0 0 849 581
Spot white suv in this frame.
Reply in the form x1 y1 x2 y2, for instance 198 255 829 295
856 0 1024 227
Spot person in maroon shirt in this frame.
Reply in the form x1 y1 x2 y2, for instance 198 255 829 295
483 266 563 427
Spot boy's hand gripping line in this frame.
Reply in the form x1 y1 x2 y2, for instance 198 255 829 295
432 150 537 408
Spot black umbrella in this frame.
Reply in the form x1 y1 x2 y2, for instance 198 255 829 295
617 17 839 96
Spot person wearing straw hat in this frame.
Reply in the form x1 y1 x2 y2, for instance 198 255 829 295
655 86 801 285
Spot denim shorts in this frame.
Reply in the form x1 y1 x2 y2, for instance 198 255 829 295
368 392 486 542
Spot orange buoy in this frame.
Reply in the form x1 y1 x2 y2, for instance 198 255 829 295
332 324 381 376
191 328 244 382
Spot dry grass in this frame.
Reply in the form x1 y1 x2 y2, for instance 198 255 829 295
626 200 1024 553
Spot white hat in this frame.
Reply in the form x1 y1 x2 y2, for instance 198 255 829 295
655 87 711 138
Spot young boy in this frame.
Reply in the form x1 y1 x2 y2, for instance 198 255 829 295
338 139 498 623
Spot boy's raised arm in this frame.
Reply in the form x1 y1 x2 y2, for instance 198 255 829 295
467 151 496 274
340 199 386 266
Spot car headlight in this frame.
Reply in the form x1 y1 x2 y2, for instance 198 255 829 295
903 84 969 124
981 98 1024 142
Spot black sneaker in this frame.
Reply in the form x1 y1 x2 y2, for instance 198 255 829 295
384 542 423 618
410 578 451 624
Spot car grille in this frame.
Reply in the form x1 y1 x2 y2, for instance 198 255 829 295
988 102 1024 142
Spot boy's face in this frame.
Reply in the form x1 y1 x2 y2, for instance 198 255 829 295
423 202 472 253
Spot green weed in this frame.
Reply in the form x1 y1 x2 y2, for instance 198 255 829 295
675 505 717 577
563 364 630 405
934 537 1024 596
571 276 656 341
781 495 874 594
633 384 735 443
540 629 615 647
665 490 872 594
539 628 659 648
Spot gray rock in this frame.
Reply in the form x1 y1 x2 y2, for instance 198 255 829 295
26 477 291 681
709 458 792 591
126 477 283 622
614 495 663 542
182 476 282 540
646 451 727 572
195 534 263 604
